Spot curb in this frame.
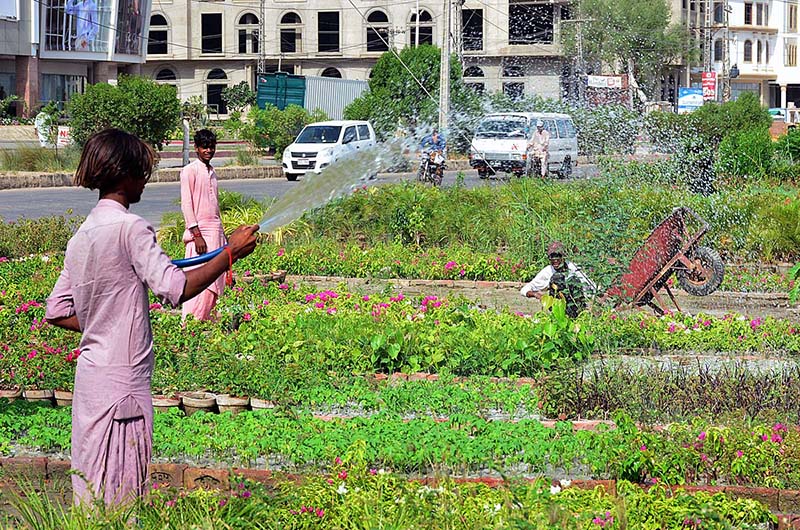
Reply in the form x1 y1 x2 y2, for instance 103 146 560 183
0 456 798 518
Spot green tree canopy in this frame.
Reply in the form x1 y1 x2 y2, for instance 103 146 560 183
343 44 480 148
67 75 181 149
563 0 694 99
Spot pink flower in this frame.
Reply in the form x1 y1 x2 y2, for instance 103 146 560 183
277 248 285 257
243 313 252 321
700 453 708 462
240 490 251 499
444 261 457 271
736 450 744 458
750 318 763 330
772 433 783 444
639 444 647 451
761 434 769 441
316 508 324 518
278 283 289 290
305 293 317 302
459 269 466 277
369 468 377 475
667 323 676 333
338 470 347 480
315 302 325 309
219 498 227 507
0 257 8 263
697 431 706 441
335 457 342 465
326 308 337 315
362 295 370 301
165 499 176 508
327 478 334 485
149 302 162 310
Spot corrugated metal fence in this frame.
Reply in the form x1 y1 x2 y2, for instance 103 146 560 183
304 76 369 120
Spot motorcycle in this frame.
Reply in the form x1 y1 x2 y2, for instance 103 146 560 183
418 150 446 186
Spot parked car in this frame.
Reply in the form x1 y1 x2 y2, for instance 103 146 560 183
281 120 376 181
469 112 578 179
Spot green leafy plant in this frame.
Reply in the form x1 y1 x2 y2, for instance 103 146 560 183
242 104 328 158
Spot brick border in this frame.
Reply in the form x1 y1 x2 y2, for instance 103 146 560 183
0 456 795 517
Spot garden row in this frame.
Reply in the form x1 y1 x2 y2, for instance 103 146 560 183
0 464 778 529
3 400 800 490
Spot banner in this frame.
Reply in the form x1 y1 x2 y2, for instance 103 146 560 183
43 0 111 52
587 75 624 89
702 72 717 101
678 87 704 114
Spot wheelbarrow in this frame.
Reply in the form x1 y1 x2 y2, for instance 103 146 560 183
604 207 725 315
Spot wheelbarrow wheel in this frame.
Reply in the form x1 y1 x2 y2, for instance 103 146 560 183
677 246 725 296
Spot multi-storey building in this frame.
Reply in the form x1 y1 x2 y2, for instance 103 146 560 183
0 0 150 115
143 0 572 116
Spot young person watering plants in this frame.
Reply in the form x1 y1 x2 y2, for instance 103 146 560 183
180 128 225 321
520 241 597 317
45 128 258 506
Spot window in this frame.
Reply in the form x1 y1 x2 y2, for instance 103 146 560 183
408 9 433 46
318 11 340 52
509 1 554 45
503 82 524 100
466 83 485 94
713 2 724 23
757 40 762 62
201 13 222 53
757 3 764 25
366 10 389 52
744 40 753 62
462 8 483 51
744 2 753 24
503 64 524 77
237 13 259 54
320 67 342 78
41 74 85 105
357 124 370 140
786 41 798 66
147 14 168 55
206 68 227 114
280 13 302 53
155 68 176 81
464 66 484 78
556 119 576 139
714 39 723 61
342 126 356 144
789 4 798 32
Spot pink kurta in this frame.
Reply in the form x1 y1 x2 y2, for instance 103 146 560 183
45 199 186 505
180 160 226 319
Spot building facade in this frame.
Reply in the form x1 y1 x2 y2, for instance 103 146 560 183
0 0 150 115
142 0 572 116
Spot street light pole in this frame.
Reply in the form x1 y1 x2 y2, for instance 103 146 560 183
438 0 450 131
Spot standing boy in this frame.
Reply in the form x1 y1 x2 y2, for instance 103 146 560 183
180 129 226 321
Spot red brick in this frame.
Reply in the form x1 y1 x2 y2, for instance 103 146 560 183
425 374 439 381
475 281 497 289
409 372 428 382
46 459 72 481
569 480 616 496
0 457 47 481
778 514 800 530
724 486 780 511
149 463 187 488
371 373 389 382
184 467 230 490
232 468 274 485
390 372 408 382
780 490 800 514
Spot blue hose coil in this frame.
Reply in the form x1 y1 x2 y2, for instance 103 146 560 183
171 246 226 268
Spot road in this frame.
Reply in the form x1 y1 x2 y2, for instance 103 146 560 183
0 166 597 227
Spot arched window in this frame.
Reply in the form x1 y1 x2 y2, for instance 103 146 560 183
237 13 259 54
155 68 176 81
464 66 484 77
280 12 302 53
757 40 762 63
744 40 753 62
713 1 724 23
206 69 228 115
366 10 389 52
321 67 342 78
147 14 169 55
408 9 433 46
713 39 723 62
503 64 524 77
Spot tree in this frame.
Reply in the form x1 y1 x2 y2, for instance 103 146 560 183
67 75 181 149
343 45 481 150
562 0 694 101
242 104 328 158
222 81 257 113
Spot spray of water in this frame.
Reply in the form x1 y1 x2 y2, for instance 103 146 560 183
258 138 413 233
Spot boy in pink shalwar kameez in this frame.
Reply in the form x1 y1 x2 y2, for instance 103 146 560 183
180 129 226 321
45 129 259 506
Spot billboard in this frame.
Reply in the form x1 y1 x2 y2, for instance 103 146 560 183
678 87 703 114
43 0 111 52
114 0 144 55
0 0 17 20
702 72 717 101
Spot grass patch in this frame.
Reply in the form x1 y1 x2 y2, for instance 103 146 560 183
0 146 80 172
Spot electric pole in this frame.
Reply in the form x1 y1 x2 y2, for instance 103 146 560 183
721 0 732 101
438 0 451 131
415 0 420 47
702 0 713 73
257 0 266 74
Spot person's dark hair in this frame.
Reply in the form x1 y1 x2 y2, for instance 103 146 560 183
194 129 217 148
74 129 155 192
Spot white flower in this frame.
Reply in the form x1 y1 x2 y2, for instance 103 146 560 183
560 479 571 487
378 468 386 475
337 482 348 495
40 255 50 263
549 485 561 495
494 503 502 513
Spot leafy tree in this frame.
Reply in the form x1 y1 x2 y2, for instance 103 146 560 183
67 75 181 149
222 81 256 113
343 45 481 150
562 0 694 100
242 104 328 158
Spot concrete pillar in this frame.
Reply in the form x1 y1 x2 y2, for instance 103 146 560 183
781 84 787 109
92 62 113 84
15 55 39 118
121 63 142 76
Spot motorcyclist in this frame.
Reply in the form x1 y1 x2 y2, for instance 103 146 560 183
418 128 447 183
520 241 597 317
526 119 550 178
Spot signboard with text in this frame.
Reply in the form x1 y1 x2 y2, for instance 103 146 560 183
702 72 717 101
678 87 704 114
56 126 72 147
587 75 625 89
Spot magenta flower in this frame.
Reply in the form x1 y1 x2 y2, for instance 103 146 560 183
316 508 324 518
772 433 783 444
315 302 325 309
278 283 289 290
305 293 317 302
338 470 347 480
697 431 706 441
362 295 370 301
277 248 285 257
335 457 342 465
219 498 227 507
736 450 744 458
444 261 457 270
639 444 647 451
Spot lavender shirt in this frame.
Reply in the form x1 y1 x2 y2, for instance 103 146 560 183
46 199 185 502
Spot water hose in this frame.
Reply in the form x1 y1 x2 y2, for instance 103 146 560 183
171 246 226 268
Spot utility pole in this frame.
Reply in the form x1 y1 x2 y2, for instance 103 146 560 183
438 0 451 131
561 15 592 107
257 0 266 74
415 0 420 47
453 0 464 65
702 0 713 73
721 0 732 101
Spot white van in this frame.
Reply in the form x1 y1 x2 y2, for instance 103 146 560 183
282 120 376 181
469 112 578 179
